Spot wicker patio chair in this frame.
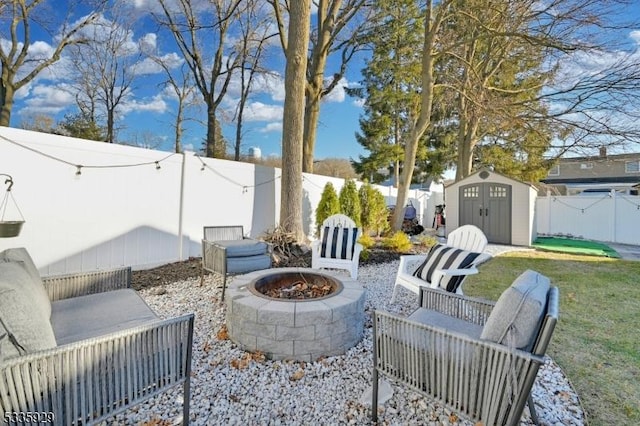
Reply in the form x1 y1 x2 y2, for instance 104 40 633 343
0 265 194 425
373 270 559 426
201 225 271 300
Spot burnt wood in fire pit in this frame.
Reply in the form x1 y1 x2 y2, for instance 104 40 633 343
250 271 341 300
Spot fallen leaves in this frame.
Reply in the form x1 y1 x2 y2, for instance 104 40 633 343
290 369 305 381
216 325 229 340
230 351 266 370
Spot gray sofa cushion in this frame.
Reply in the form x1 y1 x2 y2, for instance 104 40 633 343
408 308 483 339
0 247 51 319
215 239 268 257
480 270 550 350
0 262 57 362
51 289 159 346
226 254 271 274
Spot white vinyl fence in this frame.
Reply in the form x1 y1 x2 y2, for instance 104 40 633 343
536 192 640 245
0 127 440 274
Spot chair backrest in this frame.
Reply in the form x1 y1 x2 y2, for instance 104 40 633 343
447 224 488 252
203 226 244 242
319 214 361 260
322 213 356 229
531 286 559 356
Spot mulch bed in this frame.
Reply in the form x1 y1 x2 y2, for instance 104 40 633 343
132 248 402 291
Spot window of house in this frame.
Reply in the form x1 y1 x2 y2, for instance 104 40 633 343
580 162 593 169
625 161 640 173
548 164 560 176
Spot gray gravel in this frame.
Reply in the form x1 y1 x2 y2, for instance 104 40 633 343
108 261 584 425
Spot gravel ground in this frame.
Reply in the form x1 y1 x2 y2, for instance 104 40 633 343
109 255 584 426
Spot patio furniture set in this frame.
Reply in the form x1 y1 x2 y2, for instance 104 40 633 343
0 215 559 425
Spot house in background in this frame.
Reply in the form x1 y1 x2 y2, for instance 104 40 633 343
541 147 640 195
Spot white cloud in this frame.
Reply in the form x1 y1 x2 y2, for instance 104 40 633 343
630 30 640 44
259 122 283 133
352 98 365 108
323 78 349 103
119 94 168 115
252 73 285 101
243 101 283 122
17 84 75 116
135 52 184 75
139 33 157 53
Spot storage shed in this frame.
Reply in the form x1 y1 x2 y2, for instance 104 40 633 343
444 169 538 246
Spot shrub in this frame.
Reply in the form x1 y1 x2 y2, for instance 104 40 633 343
359 182 390 237
381 231 413 253
315 182 340 235
413 234 438 249
338 179 362 226
358 233 376 250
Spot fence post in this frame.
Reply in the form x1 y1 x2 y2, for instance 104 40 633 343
546 190 552 235
178 152 186 260
611 190 617 243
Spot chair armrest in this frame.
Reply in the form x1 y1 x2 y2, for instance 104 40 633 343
417 286 495 326
353 243 363 259
202 239 227 274
42 267 132 302
373 309 545 421
0 314 194 425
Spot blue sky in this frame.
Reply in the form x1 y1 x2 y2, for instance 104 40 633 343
5 1 640 162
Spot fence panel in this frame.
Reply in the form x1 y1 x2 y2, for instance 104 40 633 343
1 127 437 273
536 193 640 245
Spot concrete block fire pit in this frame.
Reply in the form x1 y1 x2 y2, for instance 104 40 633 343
226 268 365 362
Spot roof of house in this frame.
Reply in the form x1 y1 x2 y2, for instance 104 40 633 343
556 152 640 162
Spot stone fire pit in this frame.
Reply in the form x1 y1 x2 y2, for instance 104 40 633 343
226 268 365 362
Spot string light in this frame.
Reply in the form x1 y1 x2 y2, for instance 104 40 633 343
0 134 175 176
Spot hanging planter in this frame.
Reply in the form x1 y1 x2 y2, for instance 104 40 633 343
0 174 25 238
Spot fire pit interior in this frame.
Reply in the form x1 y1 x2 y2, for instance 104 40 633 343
249 271 342 300
226 268 365 362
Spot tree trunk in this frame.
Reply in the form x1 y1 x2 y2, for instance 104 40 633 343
280 0 311 242
302 96 321 172
107 109 115 143
206 104 218 158
175 100 183 153
0 83 13 127
391 1 439 231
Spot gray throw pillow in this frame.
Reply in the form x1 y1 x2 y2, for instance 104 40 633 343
480 269 550 350
0 247 51 319
0 262 57 362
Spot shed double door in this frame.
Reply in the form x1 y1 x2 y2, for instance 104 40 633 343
459 183 511 244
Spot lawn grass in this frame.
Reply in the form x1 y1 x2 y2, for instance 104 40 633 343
463 250 640 426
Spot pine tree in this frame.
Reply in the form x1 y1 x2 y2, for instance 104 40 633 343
315 183 340 235
338 179 362 226
349 0 424 186
359 182 389 236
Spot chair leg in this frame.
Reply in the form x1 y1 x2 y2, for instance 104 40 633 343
527 394 540 425
200 269 204 287
372 368 379 423
221 274 227 301
390 284 398 303
183 376 191 425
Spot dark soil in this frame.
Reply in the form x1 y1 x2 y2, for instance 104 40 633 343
131 248 402 291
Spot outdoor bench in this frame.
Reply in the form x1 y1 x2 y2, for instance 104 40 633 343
0 248 194 425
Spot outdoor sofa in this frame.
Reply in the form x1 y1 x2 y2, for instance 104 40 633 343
0 248 194 425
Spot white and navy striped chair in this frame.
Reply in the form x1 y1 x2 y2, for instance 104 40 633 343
390 224 491 302
311 214 363 279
